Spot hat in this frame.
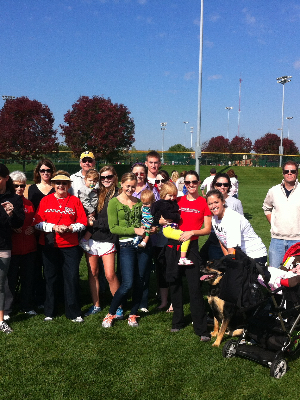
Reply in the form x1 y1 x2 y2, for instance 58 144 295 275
80 151 95 160
51 175 72 182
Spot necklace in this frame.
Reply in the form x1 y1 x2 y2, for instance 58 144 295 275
55 195 66 209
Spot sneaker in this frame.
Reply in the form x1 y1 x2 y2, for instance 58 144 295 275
79 239 91 252
128 315 140 327
24 310 37 316
139 308 149 313
72 316 84 323
0 321 13 334
84 305 101 317
102 313 116 328
200 336 211 342
115 307 124 320
138 241 146 248
178 257 194 266
44 317 53 321
3 315 10 321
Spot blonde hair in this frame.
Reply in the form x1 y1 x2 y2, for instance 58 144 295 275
140 189 155 204
171 170 179 183
121 172 137 184
97 166 118 213
85 169 99 181
160 182 177 199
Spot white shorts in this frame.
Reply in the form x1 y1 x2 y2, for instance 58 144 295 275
86 240 116 257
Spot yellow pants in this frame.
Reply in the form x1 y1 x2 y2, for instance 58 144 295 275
163 226 190 253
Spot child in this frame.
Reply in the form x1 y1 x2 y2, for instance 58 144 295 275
78 169 99 251
151 182 193 265
137 190 155 248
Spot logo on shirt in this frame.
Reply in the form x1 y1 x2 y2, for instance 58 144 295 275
44 207 75 215
180 207 201 214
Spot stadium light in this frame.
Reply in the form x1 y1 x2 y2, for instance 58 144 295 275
286 117 293 139
2 95 15 101
183 121 189 148
277 76 292 167
160 122 167 164
225 107 233 139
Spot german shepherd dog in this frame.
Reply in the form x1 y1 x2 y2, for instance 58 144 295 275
201 263 244 347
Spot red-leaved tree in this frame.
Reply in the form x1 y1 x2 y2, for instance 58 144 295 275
230 135 252 153
0 97 58 164
60 96 135 162
282 138 299 155
253 133 281 154
202 135 230 152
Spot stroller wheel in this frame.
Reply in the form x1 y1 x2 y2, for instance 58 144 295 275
222 340 237 358
270 358 288 379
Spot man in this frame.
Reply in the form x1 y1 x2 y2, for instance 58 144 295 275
145 150 161 187
69 151 96 197
200 168 216 196
263 160 300 268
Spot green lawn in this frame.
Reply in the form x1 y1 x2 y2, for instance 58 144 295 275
1 165 298 400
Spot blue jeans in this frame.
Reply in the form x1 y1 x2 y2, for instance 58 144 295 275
269 238 299 269
109 243 151 315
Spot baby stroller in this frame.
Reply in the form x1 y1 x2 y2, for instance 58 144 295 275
221 244 300 379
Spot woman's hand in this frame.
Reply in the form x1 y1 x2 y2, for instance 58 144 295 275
24 226 35 235
13 228 22 233
134 227 145 236
158 216 172 226
88 215 95 226
53 225 69 233
1 201 14 216
179 231 194 242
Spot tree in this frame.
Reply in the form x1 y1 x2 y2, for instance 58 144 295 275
253 133 280 154
282 138 299 155
202 135 230 152
60 96 135 162
230 135 252 153
168 144 192 152
0 97 58 167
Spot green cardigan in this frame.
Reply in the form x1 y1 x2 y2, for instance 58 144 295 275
107 197 142 240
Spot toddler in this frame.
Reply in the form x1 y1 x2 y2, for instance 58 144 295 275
151 182 193 265
79 169 99 251
137 190 155 248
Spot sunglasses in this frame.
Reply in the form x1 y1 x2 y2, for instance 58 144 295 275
40 169 52 174
100 174 114 181
54 181 69 186
134 172 145 177
184 180 198 185
14 184 26 189
81 158 94 164
215 182 229 188
283 169 297 174
155 179 167 184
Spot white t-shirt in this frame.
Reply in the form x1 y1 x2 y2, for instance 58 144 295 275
200 175 215 192
212 207 267 259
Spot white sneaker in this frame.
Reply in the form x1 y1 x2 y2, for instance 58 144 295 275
72 316 84 323
102 313 116 328
3 315 10 321
178 257 194 266
139 308 149 313
128 315 140 327
44 317 53 321
0 321 13 334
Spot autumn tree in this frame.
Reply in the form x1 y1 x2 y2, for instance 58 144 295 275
202 135 230 152
282 138 299 155
253 133 280 154
0 97 58 168
60 96 135 162
230 135 252 153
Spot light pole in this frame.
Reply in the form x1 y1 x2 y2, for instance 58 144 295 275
190 127 194 149
160 122 167 164
277 75 292 167
196 0 204 174
286 117 293 139
183 121 189 148
225 107 233 139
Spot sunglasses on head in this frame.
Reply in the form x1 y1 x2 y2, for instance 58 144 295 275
81 158 94 164
155 179 167 184
184 180 198 185
215 182 229 187
40 169 52 174
100 174 114 181
283 169 297 174
14 184 26 189
134 172 145 177
54 181 68 186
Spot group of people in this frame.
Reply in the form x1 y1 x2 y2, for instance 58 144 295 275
0 150 298 339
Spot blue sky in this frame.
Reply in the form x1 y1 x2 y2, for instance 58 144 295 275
1 0 299 151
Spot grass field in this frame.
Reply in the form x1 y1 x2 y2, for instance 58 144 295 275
2 165 298 400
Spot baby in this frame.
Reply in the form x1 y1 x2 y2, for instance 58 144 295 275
137 190 155 248
78 169 99 252
151 181 193 266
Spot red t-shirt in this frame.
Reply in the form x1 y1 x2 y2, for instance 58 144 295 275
33 193 87 248
177 195 211 241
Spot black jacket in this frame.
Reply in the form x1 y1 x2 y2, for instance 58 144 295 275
151 199 180 226
0 190 25 250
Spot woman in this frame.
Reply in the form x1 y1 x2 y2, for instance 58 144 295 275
102 172 151 328
4 171 37 318
84 166 121 317
131 162 159 200
28 159 56 307
155 170 169 193
206 189 267 264
170 170 179 184
163 170 212 340
227 169 239 198
33 170 87 322
0 164 25 333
